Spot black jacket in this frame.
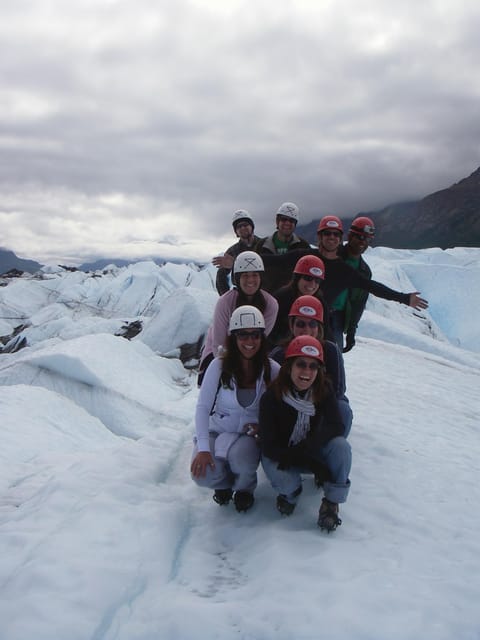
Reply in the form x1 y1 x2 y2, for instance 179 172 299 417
255 234 311 293
259 248 410 307
259 386 343 468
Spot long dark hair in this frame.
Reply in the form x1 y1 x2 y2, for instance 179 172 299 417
220 332 271 389
270 356 329 405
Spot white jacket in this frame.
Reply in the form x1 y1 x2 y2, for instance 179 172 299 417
194 357 280 453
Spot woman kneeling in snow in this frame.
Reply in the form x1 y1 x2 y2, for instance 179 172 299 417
191 305 280 512
259 335 351 531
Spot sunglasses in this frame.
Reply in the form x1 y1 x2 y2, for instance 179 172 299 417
277 215 296 223
293 319 319 329
321 230 342 238
300 275 322 284
294 359 321 371
235 330 262 340
351 232 373 242
235 222 252 229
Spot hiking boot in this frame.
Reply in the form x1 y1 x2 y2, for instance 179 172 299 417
317 498 342 532
276 494 296 516
276 485 302 516
233 491 255 512
213 488 233 506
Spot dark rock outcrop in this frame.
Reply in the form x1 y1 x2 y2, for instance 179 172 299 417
297 167 480 249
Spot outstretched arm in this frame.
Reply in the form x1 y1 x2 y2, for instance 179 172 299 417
408 292 429 310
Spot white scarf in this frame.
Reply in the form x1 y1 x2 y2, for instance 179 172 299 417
283 390 316 446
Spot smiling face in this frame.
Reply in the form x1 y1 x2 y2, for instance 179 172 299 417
292 317 320 338
297 276 320 296
239 272 261 297
276 215 296 242
234 329 262 359
347 231 371 256
235 221 254 241
318 229 342 257
290 356 319 391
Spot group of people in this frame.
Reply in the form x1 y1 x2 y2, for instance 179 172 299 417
190 203 429 532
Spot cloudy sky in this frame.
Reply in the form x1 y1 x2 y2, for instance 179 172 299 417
1 0 479 265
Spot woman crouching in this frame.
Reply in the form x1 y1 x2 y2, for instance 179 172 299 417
191 305 280 512
259 335 351 531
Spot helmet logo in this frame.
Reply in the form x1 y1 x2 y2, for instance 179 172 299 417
239 311 256 326
301 345 320 357
243 256 259 270
363 224 375 234
326 220 340 228
309 267 323 277
298 305 316 316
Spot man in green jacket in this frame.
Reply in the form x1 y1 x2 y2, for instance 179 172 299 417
332 217 375 352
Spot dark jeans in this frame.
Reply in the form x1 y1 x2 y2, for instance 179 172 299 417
329 310 345 352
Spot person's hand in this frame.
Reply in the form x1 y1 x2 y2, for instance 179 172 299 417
191 451 215 478
244 422 259 437
343 332 355 353
408 292 429 310
212 254 234 269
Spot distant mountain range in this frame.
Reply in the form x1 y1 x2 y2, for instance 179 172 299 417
1 166 479 274
296 166 480 249
0 248 42 275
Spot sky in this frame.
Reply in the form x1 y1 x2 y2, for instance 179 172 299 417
0 249 479 639
1 0 480 266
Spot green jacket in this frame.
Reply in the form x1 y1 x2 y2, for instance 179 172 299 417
337 244 372 336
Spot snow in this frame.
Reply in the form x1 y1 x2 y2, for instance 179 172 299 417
0 247 479 640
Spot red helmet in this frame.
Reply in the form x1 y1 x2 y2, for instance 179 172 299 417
293 255 325 280
350 216 375 237
288 295 324 323
317 215 343 233
285 335 324 362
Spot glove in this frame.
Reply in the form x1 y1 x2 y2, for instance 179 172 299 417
343 331 355 353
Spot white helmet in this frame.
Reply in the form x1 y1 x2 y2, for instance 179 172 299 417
228 305 265 333
276 202 299 222
233 251 264 275
232 209 254 231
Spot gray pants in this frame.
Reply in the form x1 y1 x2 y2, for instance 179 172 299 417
191 433 260 493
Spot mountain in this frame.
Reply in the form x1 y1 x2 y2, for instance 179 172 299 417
297 167 480 249
79 257 138 271
79 256 201 271
0 247 42 275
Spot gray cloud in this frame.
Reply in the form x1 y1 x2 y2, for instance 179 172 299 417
1 0 479 263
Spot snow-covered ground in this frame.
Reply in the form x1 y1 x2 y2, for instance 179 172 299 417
0 247 479 640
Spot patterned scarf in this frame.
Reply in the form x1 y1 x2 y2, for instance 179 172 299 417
283 389 315 446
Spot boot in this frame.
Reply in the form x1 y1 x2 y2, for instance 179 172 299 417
276 485 302 516
276 494 296 516
317 498 342 532
233 491 255 512
213 488 233 506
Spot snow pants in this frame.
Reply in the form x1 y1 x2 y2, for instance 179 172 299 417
261 436 352 504
191 433 260 493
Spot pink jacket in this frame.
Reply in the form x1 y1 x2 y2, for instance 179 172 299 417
202 289 279 360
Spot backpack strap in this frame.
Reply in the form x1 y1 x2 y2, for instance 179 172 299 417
210 377 222 416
